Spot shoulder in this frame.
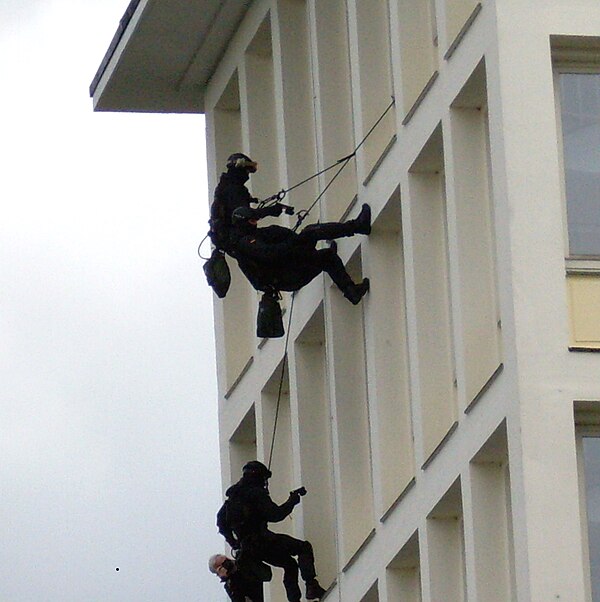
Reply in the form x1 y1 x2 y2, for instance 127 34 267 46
243 484 268 501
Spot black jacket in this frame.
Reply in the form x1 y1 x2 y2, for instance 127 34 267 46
210 169 283 251
223 569 264 602
210 169 255 250
218 477 299 545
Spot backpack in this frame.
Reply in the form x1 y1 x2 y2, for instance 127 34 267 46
217 493 253 536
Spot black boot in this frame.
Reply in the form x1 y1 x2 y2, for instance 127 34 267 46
298 204 371 245
343 278 370 305
306 579 327 600
351 203 371 235
323 252 370 305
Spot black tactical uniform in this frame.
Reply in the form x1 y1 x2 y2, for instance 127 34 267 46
209 154 282 253
231 208 371 304
209 153 370 305
217 461 326 602
222 563 265 602
210 555 267 602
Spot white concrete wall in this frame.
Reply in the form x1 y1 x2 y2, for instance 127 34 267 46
203 1 600 600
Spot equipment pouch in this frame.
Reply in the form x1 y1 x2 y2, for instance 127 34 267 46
256 292 284 338
204 249 231 298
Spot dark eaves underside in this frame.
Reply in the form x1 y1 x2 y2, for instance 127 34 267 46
89 0 142 97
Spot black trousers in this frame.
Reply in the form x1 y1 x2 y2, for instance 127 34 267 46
225 573 264 602
255 532 316 602
234 223 358 294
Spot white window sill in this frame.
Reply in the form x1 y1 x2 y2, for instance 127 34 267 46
566 258 600 275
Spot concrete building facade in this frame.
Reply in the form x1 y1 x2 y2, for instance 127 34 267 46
92 1 600 600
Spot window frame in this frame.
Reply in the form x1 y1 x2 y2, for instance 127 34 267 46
576 410 600 602
554 65 600 268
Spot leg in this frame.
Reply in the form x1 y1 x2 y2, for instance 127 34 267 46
260 549 302 602
317 249 370 305
262 534 326 601
297 204 371 245
246 580 265 602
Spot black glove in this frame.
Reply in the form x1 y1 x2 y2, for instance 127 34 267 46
267 204 284 217
289 486 306 505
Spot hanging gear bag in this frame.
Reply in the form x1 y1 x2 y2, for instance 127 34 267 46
256 292 284 338
204 249 231 298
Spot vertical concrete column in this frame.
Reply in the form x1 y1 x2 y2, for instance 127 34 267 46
308 0 357 221
346 0 395 179
445 64 502 409
362 196 414 517
443 0 481 54
384 532 422 602
423 481 465 602
256 365 293 602
326 256 374 566
407 126 457 463
271 0 318 215
465 460 514 601
391 0 439 120
207 73 256 392
228 407 258 486
239 16 280 202
291 308 338 589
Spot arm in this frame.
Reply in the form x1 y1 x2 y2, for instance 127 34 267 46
250 488 301 523
252 204 284 220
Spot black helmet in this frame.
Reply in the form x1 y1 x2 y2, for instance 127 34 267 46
242 461 272 480
226 153 257 173
231 206 255 224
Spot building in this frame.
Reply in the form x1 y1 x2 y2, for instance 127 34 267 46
91 1 600 600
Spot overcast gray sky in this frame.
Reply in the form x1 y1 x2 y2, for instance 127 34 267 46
0 1 225 600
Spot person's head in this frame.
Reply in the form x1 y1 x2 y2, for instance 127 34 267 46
242 460 272 484
226 153 258 173
208 554 235 579
231 206 257 227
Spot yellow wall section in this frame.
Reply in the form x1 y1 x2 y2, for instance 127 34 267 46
568 274 600 349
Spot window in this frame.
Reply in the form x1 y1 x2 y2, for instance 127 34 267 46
559 72 600 258
581 435 600 600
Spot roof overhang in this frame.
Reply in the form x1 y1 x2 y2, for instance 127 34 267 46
90 0 252 113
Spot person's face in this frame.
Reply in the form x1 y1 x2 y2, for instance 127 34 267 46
213 555 231 578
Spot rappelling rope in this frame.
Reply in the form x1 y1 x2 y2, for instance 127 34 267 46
260 96 396 232
267 291 296 472
197 234 211 260
265 97 395 467
198 98 395 260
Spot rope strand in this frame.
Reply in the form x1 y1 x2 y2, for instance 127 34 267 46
267 292 296 471
268 96 395 203
265 98 395 463
277 96 395 229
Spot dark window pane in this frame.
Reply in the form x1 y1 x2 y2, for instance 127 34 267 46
560 73 600 256
583 437 600 600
